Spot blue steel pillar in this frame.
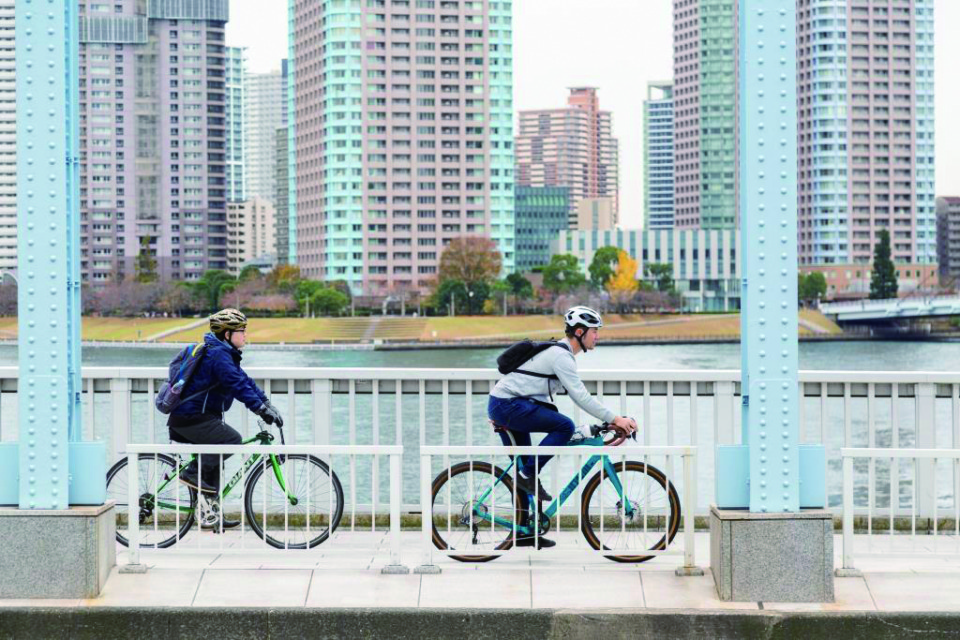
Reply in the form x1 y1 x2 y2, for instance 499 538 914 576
15 0 85 509
739 0 800 513
715 0 825 513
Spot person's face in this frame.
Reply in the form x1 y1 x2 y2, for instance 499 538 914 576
229 328 247 350
579 327 599 350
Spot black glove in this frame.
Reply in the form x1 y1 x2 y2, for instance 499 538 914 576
257 401 284 427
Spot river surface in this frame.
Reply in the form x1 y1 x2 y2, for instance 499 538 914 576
0 338 957 370
0 340 957 514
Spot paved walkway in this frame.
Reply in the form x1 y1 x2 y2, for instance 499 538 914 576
2 532 960 611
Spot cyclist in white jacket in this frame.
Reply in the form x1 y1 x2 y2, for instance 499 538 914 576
488 307 637 513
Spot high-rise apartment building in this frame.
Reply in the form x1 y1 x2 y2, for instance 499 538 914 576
78 0 230 283
643 81 675 229
227 197 276 275
936 197 960 284
515 87 619 229
245 64 287 205
291 0 514 294
797 0 937 287
672 0 736 230
226 46 247 202
0 1 15 272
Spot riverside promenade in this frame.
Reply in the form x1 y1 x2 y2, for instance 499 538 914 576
3 531 960 639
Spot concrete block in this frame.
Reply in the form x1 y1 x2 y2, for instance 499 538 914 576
710 505 834 603
0 503 116 599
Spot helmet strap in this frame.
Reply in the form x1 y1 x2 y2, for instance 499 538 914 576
575 327 588 353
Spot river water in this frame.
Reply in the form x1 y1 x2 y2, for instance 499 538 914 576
0 340 957 513
0 338 955 370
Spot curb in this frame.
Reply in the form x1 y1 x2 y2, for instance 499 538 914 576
3 607 960 640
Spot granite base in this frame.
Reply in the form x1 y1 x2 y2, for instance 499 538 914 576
0 502 116 599
710 505 834 603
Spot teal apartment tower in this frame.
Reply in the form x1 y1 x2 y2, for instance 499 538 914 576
290 0 515 294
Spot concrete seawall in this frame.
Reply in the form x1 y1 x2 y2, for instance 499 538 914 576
2 607 960 640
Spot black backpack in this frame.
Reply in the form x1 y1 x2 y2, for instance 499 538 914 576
496 339 570 378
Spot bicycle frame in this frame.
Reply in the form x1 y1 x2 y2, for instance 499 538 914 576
148 432 293 514
466 440 633 537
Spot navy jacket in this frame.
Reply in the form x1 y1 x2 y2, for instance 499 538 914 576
171 332 267 418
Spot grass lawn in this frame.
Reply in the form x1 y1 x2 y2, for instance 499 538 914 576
0 311 843 343
0 317 199 341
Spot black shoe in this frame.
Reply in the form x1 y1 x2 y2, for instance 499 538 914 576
515 536 556 549
179 470 217 494
515 472 552 501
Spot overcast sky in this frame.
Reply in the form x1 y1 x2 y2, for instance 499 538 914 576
227 0 960 230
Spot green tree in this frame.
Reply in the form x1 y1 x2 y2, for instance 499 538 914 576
505 272 533 312
295 280 326 313
309 288 349 316
645 263 675 293
490 280 512 315
238 265 262 282
542 254 586 294
869 229 899 299
798 272 827 306
433 278 468 315
134 236 158 284
193 269 236 311
588 246 621 291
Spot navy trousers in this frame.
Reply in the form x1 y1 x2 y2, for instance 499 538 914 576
487 395 575 474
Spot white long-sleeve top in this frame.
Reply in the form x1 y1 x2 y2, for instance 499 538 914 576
490 337 617 423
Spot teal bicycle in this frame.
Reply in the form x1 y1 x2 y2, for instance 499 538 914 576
106 420 344 550
430 422 681 563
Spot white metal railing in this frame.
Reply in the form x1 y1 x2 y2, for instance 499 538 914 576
840 447 960 571
122 443 407 573
416 444 698 572
1 367 959 516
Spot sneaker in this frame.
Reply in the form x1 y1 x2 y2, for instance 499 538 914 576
514 472 552 501
514 535 556 549
179 469 217 494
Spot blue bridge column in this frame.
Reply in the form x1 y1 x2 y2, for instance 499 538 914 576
13 0 96 509
711 0 831 603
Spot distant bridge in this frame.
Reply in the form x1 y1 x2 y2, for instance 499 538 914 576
821 296 960 324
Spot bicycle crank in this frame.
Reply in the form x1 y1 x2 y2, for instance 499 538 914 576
198 495 222 528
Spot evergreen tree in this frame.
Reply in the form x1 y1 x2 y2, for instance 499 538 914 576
869 229 898 299
134 236 158 283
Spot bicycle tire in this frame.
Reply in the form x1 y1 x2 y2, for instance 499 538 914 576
106 453 197 548
243 454 344 550
430 460 528 563
580 460 681 563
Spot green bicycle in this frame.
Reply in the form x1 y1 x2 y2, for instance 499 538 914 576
431 423 681 563
106 420 345 550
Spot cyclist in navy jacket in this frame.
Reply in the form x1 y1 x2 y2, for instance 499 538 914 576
169 308 283 493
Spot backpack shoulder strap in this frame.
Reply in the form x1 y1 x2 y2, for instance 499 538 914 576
514 342 568 380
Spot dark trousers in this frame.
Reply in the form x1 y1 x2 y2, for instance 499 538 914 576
168 414 242 487
487 395 575 475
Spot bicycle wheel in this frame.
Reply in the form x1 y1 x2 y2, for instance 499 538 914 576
580 460 681 563
106 453 197 548
244 454 344 550
431 461 529 563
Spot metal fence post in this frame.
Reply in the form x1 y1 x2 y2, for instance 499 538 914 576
111 377 131 462
414 453 440 574
676 449 704 576
118 451 147 574
715 381 736 445
916 383 937 523
382 451 410 574
835 453 862 577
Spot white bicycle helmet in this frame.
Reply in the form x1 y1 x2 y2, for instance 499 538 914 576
564 306 603 330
